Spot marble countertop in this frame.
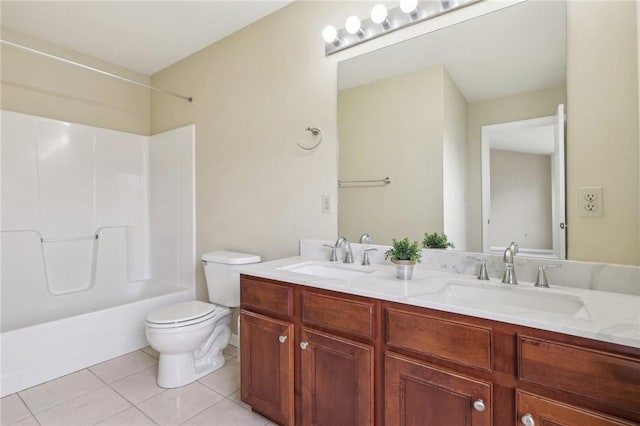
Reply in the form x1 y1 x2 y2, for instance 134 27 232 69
237 256 640 349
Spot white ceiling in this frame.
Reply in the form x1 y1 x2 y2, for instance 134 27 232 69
338 0 566 103
1 1 292 76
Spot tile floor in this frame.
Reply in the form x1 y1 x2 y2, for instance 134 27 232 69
1 346 276 426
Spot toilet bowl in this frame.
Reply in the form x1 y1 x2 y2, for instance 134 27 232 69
145 250 260 388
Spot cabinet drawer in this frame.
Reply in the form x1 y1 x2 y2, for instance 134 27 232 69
241 275 293 319
386 308 492 371
518 335 640 414
301 291 376 341
516 390 637 426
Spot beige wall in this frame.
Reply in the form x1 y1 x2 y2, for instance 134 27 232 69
567 1 639 265
0 29 150 135
490 150 552 250
150 1 345 300
338 66 445 245
442 68 468 250
2 0 638 315
467 86 567 252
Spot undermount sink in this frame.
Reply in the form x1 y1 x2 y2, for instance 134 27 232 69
278 261 375 280
422 281 591 319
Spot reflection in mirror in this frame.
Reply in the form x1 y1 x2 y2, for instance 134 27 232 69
481 105 566 260
338 1 567 257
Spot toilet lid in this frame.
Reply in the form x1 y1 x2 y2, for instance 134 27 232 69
146 301 216 325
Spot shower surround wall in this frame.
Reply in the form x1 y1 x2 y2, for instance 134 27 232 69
0 110 195 396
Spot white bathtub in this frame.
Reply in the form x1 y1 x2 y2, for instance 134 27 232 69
0 279 192 397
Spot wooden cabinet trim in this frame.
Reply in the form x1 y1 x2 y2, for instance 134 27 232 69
300 327 375 426
240 310 294 425
240 275 294 319
518 335 640 416
301 291 376 341
516 390 638 426
386 307 493 371
385 351 493 425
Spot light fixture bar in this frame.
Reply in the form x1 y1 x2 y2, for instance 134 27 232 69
324 0 480 56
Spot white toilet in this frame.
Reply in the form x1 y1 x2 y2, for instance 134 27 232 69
145 250 261 388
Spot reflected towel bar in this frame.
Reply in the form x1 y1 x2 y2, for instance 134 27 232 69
338 177 391 187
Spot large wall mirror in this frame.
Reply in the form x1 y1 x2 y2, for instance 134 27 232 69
338 0 639 265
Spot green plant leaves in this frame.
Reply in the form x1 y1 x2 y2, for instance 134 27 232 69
384 237 422 263
422 232 455 249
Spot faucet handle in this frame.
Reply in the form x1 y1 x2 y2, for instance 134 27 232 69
362 248 378 266
359 233 372 244
535 264 563 288
466 256 489 280
323 244 338 262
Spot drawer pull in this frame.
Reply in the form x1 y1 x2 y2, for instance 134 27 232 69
521 413 535 426
472 399 485 412
278 335 287 343
300 341 309 350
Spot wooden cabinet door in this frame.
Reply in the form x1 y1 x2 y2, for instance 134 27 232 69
300 327 374 426
385 352 492 426
240 310 294 426
516 391 638 426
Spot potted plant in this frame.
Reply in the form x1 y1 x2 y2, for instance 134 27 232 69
385 237 422 280
423 232 455 249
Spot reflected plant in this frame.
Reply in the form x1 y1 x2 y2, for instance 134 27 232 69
423 232 455 249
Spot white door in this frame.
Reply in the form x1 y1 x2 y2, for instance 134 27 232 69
552 104 567 259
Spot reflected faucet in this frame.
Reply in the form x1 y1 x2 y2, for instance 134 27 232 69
335 236 354 264
359 233 372 244
501 241 519 285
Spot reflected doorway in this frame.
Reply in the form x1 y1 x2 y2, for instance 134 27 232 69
481 105 566 259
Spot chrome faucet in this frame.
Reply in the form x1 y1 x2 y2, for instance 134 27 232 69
359 233 372 244
335 236 354 264
501 241 519 285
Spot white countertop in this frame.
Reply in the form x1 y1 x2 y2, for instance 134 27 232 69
237 256 640 349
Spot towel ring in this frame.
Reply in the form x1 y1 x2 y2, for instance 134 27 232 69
297 127 323 150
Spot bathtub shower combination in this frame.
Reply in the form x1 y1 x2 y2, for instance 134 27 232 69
0 110 196 397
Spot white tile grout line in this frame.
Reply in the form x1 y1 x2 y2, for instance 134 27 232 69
6 347 258 426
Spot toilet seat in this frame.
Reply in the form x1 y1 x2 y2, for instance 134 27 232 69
146 301 227 329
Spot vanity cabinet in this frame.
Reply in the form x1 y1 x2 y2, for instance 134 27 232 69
240 276 295 426
240 275 377 426
240 274 640 426
516 390 638 426
385 352 492 425
300 327 374 426
240 310 294 426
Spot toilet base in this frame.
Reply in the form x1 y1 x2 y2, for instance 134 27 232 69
157 352 226 388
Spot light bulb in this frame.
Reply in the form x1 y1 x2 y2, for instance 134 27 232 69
345 16 362 35
400 0 418 14
322 25 338 43
371 5 388 24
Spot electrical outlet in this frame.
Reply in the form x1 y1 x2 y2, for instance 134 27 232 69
579 186 603 217
321 194 331 214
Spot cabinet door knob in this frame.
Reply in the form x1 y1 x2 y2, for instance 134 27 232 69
300 341 309 350
472 399 486 412
521 414 535 426
278 335 287 343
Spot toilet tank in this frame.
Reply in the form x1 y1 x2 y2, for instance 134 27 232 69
201 250 261 308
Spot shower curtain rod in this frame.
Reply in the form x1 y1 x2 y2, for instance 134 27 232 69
1 39 193 102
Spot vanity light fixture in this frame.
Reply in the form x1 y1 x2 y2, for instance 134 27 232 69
322 25 340 45
345 15 365 37
400 0 420 18
371 5 392 29
323 0 478 55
